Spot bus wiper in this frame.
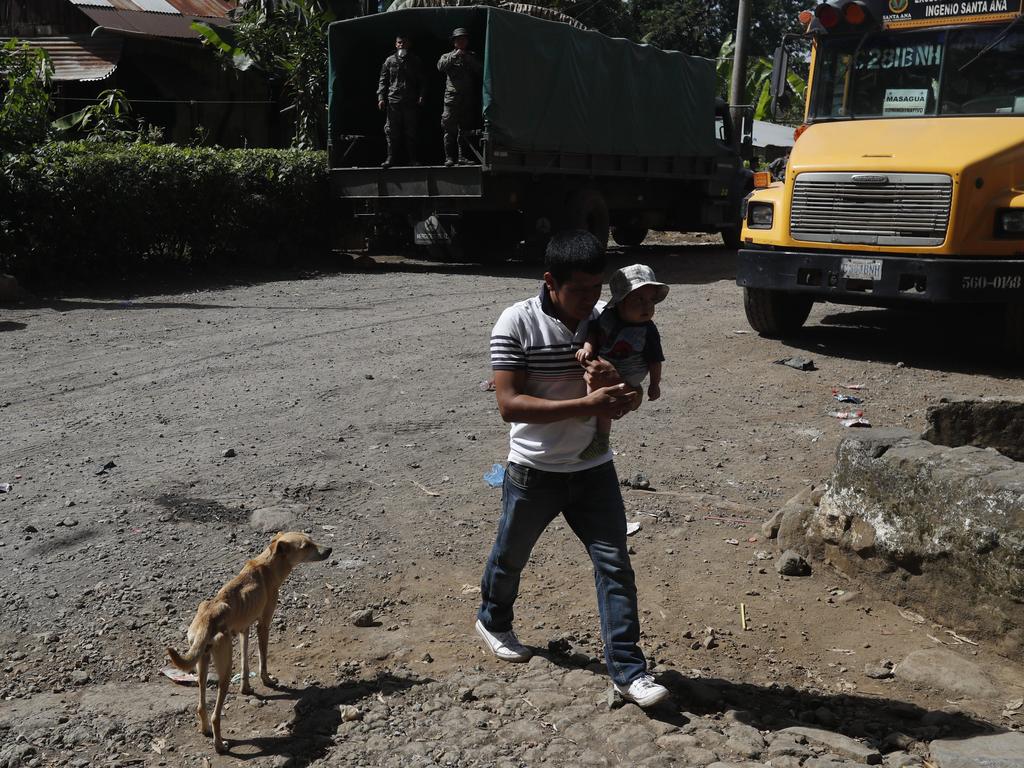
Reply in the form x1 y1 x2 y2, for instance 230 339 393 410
958 13 1023 72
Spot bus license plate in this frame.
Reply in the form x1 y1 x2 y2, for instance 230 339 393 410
841 258 883 281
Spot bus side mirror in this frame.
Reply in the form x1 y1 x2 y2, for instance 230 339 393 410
769 44 790 121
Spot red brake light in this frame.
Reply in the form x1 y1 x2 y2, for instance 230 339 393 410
844 2 866 24
815 3 840 27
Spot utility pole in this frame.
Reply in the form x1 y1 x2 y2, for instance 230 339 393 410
729 0 752 138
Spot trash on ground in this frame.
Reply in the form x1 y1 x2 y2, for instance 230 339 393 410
160 666 218 686
841 417 872 428
411 479 440 497
724 538 739 545
460 583 481 595
828 410 864 419
625 521 642 536
945 629 978 646
834 393 864 404
478 379 495 391
898 608 926 624
621 472 651 490
0 483 11 493
839 383 865 390
230 670 257 684
775 356 816 371
483 463 505 487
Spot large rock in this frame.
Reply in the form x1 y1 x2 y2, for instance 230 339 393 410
894 649 998 699
249 504 305 532
929 732 1024 768
924 398 1024 462
810 427 1024 658
778 727 881 764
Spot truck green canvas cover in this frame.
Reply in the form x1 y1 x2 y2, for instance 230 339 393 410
328 7 717 161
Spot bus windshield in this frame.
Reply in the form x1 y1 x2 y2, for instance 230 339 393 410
811 23 1024 119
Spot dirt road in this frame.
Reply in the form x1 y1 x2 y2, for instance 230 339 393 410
1 239 1022 767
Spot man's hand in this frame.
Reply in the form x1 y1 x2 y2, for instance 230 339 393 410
583 357 621 390
587 383 637 420
378 100 385 110
648 382 661 401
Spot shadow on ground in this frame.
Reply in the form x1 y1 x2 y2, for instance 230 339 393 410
0 321 27 331
16 241 735 309
654 671 998 744
534 648 998 746
779 304 1022 377
224 672 430 766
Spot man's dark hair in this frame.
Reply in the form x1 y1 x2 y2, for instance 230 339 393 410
544 230 605 284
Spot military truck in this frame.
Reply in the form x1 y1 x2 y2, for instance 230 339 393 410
327 6 751 258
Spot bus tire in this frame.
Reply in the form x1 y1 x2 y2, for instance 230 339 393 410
1004 302 1024 357
743 287 813 337
611 225 649 247
720 226 742 250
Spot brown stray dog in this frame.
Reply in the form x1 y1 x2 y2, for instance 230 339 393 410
166 531 332 753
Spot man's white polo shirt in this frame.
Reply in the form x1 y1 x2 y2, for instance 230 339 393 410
490 288 611 472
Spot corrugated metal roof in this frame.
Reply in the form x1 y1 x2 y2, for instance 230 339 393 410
68 0 235 18
75 6 233 37
0 35 122 81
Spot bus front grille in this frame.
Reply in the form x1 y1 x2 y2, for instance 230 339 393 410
790 172 952 247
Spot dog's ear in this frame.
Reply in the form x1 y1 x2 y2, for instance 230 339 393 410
270 532 285 555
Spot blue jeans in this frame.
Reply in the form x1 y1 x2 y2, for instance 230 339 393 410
478 460 647 686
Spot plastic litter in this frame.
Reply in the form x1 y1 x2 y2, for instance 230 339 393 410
478 379 495 392
834 393 863 404
828 410 864 419
625 521 642 536
775 356 816 371
0 483 11 493
841 417 871 428
483 463 505 487
839 383 865 390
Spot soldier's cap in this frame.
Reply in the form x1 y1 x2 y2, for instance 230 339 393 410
450 27 469 38
607 264 669 308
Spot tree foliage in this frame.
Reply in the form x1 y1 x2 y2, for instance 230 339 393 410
0 40 52 154
195 0 336 150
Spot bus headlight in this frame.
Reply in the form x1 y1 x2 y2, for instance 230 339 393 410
996 209 1024 237
747 202 774 229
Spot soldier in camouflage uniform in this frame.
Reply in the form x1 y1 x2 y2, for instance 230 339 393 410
378 35 426 168
437 28 482 167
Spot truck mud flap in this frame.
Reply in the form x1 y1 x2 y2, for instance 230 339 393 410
414 215 462 261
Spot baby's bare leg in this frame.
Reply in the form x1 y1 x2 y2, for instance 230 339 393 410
579 381 613 460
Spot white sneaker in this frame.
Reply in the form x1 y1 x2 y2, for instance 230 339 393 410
475 619 532 662
615 674 670 708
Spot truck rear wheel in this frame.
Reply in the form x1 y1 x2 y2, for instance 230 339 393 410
563 189 610 249
611 225 649 247
743 287 813 337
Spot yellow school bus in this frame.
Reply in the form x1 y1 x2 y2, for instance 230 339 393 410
737 0 1024 349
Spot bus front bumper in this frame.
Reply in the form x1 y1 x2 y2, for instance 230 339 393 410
737 248 1024 305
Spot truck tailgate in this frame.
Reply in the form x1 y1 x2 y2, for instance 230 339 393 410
330 165 483 200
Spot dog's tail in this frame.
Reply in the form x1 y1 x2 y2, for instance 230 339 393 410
167 610 223 672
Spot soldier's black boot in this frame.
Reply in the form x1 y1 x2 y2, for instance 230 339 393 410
381 156 392 169
444 157 455 168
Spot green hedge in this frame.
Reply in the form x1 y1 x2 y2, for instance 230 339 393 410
0 142 331 286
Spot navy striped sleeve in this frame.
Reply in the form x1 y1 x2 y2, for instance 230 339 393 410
491 333 525 370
